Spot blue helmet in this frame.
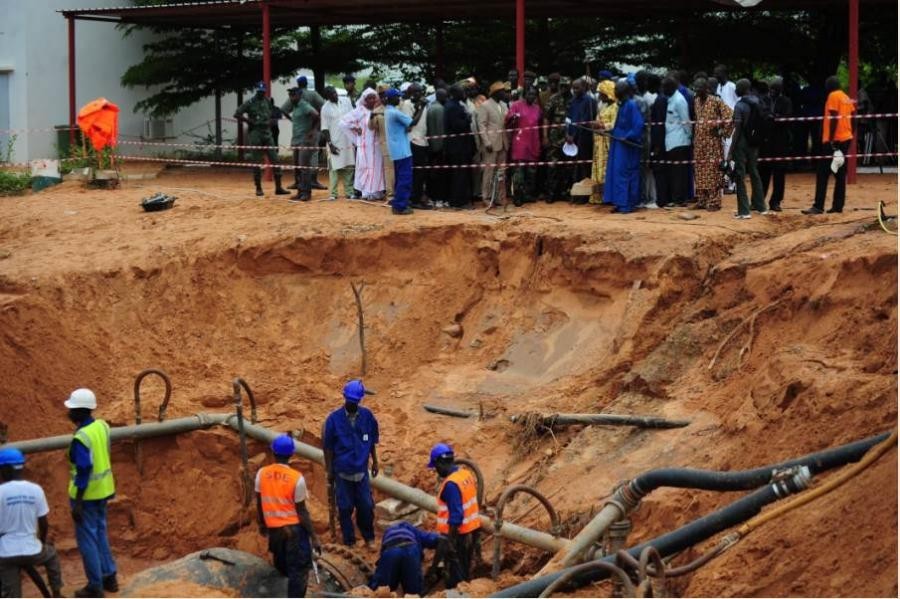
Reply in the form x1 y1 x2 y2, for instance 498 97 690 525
255 81 266 92
0 448 25 468
427 443 454 468
271 434 295 457
343 379 374 403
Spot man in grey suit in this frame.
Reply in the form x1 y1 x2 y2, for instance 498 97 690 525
477 81 510 206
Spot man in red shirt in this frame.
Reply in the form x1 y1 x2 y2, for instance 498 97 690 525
803 76 856 214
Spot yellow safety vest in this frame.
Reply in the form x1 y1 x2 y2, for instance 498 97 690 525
68 419 115 500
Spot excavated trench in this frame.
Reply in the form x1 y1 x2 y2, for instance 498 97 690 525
0 216 896 597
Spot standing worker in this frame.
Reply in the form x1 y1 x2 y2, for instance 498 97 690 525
322 380 379 548
234 81 289 198
428 443 481 588
368 521 441 596
0 448 64 598
256 434 321 598
65 388 118 598
281 87 320 202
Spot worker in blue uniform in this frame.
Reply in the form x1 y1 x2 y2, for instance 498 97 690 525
368 521 440 596
322 379 379 548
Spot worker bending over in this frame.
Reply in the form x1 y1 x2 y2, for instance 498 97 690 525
429 443 481 588
323 379 379 548
256 434 321 598
65 388 118 598
0 448 63 598
368 521 441 596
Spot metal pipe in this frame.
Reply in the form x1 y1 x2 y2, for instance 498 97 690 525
454 457 485 507
134 368 173 424
233 377 257 424
493 484 561 579
515 0 525 89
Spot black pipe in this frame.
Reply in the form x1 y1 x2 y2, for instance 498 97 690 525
493 484 788 597
630 431 889 496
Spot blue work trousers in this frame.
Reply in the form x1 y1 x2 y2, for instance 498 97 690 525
268 524 311 598
370 543 423 595
71 499 117 590
335 474 375 545
392 156 413 211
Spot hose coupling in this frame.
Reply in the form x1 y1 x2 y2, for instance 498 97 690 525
771 465 812 498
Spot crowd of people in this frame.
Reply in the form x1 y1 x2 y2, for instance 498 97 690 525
235 65 862 218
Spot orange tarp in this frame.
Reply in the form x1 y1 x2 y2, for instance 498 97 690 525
77 98 120 151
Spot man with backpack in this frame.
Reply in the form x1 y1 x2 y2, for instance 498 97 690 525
726 79 768 219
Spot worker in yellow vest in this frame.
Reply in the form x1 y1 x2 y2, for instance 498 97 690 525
428 442 481 588
256 434 321 598
64 388 118 598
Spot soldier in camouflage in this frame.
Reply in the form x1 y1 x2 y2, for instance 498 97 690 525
542 77 574 202
234 81 289 197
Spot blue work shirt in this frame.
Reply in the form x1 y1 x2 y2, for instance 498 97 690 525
68 416 94 491
381 521 440 553
323 406 379 475
385 105 413 161
439 466 465 528
664 92 692 151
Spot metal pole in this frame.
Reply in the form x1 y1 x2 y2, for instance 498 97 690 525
67 16 76 147
848 0 859 184
515 0 525 89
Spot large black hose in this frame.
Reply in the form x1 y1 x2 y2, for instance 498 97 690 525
492 430 891 598
493 483 794 597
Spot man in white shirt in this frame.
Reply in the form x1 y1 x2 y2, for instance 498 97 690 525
0 448 63 598
714 65 739 193
403 84 433 209
320 86 356 200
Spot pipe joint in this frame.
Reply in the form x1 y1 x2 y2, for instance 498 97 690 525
771 465 812 498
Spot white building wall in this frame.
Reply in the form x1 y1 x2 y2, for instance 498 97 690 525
0 0 302 162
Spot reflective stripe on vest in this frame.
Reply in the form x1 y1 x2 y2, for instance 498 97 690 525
258 464 303 528
68 419 116 501
436 468 481 534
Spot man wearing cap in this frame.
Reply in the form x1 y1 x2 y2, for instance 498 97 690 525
544 77 574 202
428 443 480 588
0 448 64 598
477 82 510 207
281 87 320 202
256 434 321 598
64 388 118 597
385 88 425 215
343 74 359 106
323 380 379 548
234 82 290 197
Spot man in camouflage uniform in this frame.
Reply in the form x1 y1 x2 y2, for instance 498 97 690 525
542 76 574 202
234 81 289 197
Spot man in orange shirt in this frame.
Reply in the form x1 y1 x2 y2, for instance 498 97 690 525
256 434 321 598
803 76 856 214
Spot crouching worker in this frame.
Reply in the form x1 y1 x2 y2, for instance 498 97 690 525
0 448 64 598
369 521 440 596
429 443 482 588
256 434 321 598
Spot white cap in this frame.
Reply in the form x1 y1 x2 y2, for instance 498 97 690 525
65 388 97 410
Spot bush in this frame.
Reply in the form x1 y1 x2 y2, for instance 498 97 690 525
0 170 32 196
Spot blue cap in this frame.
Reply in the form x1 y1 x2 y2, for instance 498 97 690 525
598 70 613 80
255 81 266 92
0 448 25 468
384 88 401 99
427 443 454 468
343 379 374 403
342 73 356 82
271 434 295 457
296 75 308 86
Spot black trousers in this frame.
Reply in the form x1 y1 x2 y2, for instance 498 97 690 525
411 144 429 202
759 157 786 208
665 146 691 205
428 150 448 202
445 531 479 589
813 140 851 212
293 148 314 192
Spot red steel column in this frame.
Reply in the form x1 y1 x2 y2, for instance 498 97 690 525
262 2 272 96
67 16 76 146
515 0 525 88
848 0 859 183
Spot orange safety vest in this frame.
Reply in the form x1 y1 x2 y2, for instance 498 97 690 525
436 469 481 534
258 464 303 529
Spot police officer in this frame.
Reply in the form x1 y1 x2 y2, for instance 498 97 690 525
543 76 574 202
234 81 289 198
322 379 379 548
256 434 321 598
368 521 440 596
65 388 118 598
428 443 481 588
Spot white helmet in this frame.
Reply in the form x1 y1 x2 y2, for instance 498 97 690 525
64 388 97 410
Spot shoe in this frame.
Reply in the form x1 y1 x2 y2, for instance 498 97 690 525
801 206 824 215
255 187 264 197
733 213 752 220
74 586 103 598
103 574 119 593
643 202 659 209
287 182 298 190
769 205 783 212
311 181 327 190
826 208 842 213
706 205 721 212
411 201 434 210
391 207 414 215
289 193 311 203
328 196 338 201
51 588 64 598
757 210 771 215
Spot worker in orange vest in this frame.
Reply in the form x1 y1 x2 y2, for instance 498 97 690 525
428 442 481 588
256 434 322 598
